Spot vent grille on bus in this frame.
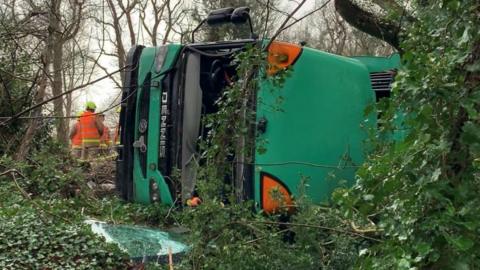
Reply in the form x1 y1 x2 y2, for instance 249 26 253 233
370 71 395 100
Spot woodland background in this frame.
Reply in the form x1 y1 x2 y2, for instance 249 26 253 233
1 0 479 269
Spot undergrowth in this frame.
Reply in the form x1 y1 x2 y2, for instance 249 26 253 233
0 142 172 269
335 1 480 269
2 2 477 269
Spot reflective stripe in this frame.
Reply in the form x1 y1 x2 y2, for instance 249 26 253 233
83 139 101 143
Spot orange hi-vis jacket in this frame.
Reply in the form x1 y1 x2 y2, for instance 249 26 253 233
100 126 111 147
71 121 82 148
80 111 101 145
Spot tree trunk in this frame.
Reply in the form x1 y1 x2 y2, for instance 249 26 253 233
15 53 50 160
334 0 401 51
107 0 127 85
51 0 67 144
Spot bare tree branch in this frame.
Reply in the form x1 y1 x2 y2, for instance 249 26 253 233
265 0 307 49
0 65 131 126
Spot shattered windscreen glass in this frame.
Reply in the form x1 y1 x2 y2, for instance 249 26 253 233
86 220 188 260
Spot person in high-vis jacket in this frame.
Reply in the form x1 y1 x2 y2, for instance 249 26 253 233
69 112 83 158
75 101 104 160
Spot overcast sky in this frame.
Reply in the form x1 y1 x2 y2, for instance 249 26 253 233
73 0 322 122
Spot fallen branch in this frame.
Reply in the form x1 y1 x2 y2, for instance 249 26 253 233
0 169 18 177
350 221 383 234
247 220 383 242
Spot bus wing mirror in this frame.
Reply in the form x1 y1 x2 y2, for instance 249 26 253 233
231 7 250 24
206 7 234 25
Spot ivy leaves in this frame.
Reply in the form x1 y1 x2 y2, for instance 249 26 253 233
0 211 128 269
335 1 480 269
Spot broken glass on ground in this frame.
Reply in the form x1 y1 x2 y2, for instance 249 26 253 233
86 220 189 261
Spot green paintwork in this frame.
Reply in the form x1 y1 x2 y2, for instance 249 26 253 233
351 53 400 72
254 48 377 204
128 41 400 206
133 44 182 204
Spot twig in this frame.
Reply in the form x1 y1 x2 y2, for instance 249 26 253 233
5 169 73 224
264 0 307 50
0 65 132 126
350 221 383 233
261 0 271 39
251 161 359 169
281 0 332 32
168 247 174 270
110 203 116 225
243 228 290 244
10 171 30 199
0 82 139 120
8 171 52 224
247 220 383 242
165 197 178 220
0 169 18 177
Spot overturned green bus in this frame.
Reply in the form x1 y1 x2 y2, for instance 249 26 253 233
115 7 399 213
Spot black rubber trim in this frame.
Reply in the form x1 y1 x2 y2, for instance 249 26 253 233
187 39 256 50
289 47 303 67
139 72 152 178
117 45 144 201
243 91 257 201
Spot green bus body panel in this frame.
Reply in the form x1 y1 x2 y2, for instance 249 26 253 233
351 54 400 72
133 44 182 204
127 41 400 207
254 48 376 204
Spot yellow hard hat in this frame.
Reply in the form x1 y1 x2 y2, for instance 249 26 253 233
86 101 97 110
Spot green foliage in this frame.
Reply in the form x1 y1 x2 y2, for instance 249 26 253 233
0 143 176 268
335 1 480 269
7 2 480 268
175 190 361 270
0 210 128 270
1 143 85 198
82 196 176 227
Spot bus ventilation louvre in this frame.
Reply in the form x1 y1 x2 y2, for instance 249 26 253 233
370 70 396 101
